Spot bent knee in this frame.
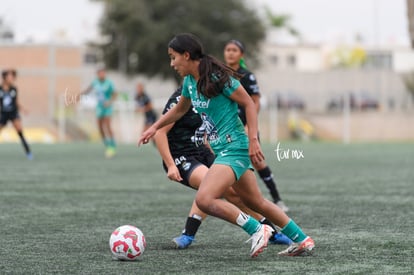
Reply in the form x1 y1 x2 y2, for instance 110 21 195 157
195 193 217 214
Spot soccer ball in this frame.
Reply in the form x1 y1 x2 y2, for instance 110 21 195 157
109 225 146 260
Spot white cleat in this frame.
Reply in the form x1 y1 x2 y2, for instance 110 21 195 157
278 236 315 256
246 224 274 258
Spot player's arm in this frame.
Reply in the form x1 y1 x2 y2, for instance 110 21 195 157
81 84 93 95
246 73 261 113
153 124 183 182
229 86 264 164
251 94 260 113
138 96 191 145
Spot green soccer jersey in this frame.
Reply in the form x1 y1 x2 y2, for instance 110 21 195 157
91 78 115 108
181 75 249 154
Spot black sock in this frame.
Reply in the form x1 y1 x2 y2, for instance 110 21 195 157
260 217 278 233
258 167 282 202
17 131 31 154
182 216 202 237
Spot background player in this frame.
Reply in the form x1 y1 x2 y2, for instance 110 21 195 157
154 87 292 249
0 69 32 160
135 82 158 134
82 67 117 158
224 40 289 212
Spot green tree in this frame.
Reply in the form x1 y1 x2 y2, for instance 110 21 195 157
265 7 300 39
93 0 265 80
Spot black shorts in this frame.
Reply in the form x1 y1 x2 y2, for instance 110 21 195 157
162 148 216 188
0 112 19 126
145 112 157 125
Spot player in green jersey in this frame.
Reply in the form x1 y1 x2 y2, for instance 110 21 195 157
139 33 314 258
154 87 292 249
83 67 117 158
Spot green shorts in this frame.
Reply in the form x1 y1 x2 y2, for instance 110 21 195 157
96 105 113 118
214 148 253 180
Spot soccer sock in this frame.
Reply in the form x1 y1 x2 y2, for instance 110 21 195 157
258 167 281 202
281 219 307 243
17 131 31 154
109 138 116 148
182 215 202 237
260 217 278 233
104 138 110 147
236 213 261 236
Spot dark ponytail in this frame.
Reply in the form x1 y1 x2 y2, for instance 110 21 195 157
168 33 239 98
198 55 237 98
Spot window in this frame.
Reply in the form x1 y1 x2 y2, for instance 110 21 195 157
287 55 296 67
363 52 392 70
270 55 278 65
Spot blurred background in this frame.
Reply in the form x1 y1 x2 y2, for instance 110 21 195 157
1 0 413 144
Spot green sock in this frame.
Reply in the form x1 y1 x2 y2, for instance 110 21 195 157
237 213 261 235
109 138 116 148
281 219 307 243
104 138 110 147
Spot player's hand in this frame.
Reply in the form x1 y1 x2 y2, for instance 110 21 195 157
249 138 265 165
167 165 183 182
104 100 112 107
138 126 157 146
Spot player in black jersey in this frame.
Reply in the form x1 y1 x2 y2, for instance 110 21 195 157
135 83 158 134
224 40 289 212
153 87 292 249
0 69 32 159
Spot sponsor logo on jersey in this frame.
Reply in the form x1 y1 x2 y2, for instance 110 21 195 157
199 113 219 143
192 98 210 109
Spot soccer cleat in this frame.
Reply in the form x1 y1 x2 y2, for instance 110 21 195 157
269 232 293 245
246 224 274 258
105 147 116 159
172 234 194 249
26 153 33 160
275 201 290 213
278 236 315 256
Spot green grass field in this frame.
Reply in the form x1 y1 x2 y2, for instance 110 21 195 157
0 142 413 274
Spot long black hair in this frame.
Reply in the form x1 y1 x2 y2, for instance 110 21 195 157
168 33 238 98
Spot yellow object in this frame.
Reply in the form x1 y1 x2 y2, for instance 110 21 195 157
0 128 56 143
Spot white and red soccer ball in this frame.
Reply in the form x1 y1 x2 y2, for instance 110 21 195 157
109 225 146 260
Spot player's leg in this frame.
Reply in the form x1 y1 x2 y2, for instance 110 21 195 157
253 159 289 212
11 117 32 160
102 116 116 158
104 114 116 148
223 187 292 245
233 169 314 256
97 117 106 145
195 164 273 257
173 165 208 249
